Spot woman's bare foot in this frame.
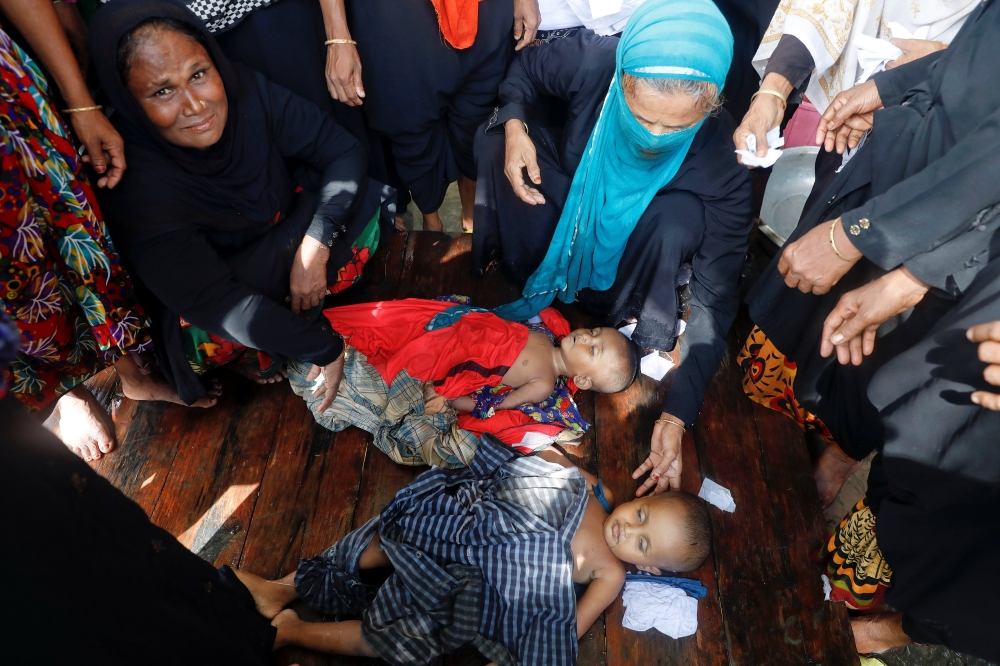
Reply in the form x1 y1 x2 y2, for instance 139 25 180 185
394 215 407 232
422 210 444 232
458 175 476 233
229 358 288 385
116 354 220 407
815 442 862 507
271 608 304 650
235 570 298 619
56 384 115 461
851 612 912 654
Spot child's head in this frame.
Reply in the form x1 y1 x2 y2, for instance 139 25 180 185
603 491 711 573
560 327 640 393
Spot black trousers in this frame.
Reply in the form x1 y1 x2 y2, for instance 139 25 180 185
474 122 704 351
350 0 513 213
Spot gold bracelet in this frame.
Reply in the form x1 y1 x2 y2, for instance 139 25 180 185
829 218 851 262
61 105 103 114
302 237 331 252
655 418 686 432
325 38 357 46
750 89 787 111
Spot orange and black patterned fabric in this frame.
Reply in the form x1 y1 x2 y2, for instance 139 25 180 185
737 325 835 444
820 498 892 609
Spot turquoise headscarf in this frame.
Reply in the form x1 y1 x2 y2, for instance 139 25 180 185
494 0 733 321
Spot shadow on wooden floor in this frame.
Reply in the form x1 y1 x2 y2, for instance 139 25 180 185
87 230 857 666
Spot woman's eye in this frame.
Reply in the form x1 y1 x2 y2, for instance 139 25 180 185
154 88 170 97
192 70 205 81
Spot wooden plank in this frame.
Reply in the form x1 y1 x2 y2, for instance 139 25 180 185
396 232 475 299
146 378 285 568
693 331 814 665
596 380 729 666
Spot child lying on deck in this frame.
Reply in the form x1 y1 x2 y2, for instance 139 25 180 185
235 437 711 666
289 298 641 467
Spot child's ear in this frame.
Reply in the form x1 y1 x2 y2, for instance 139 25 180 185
635 564 663 575
574 374 593 390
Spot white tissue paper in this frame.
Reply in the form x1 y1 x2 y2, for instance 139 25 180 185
640 352 674 381
886 22 930 40
618 322 637 339
821 574 832 601
622 582 699 639
698 478 736 513
854 35 903 84
736 127 784 167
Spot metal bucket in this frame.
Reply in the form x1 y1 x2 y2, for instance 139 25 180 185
758 146 820 247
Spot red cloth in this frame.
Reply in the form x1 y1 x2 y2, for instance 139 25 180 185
457 411 564 451
323 299 529 399
429 0 482 49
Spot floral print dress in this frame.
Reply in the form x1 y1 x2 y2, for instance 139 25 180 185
0 29 151 409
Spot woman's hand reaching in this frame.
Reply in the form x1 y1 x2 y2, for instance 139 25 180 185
69 110 127 189
816 80 883 154
887 38 946 69
632 412 685 495
968 321 1000 410
306 351 345 414
733 73 792 166
504 119 545 205
512 0 540 51
778 218 861 294
820 267 929 365
290 240 329 314
325 42 365 106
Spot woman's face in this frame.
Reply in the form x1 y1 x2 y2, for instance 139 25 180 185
624 84 705 136
125 28 228 149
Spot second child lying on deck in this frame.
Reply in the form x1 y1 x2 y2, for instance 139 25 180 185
288 298 641 467
235 436 711 666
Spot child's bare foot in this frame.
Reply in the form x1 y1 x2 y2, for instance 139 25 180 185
116 354 220 407
271 608 303 649
815 442 862 507
422 210 444 232
55 384 115 461
851 612 912 654
235 570 298 619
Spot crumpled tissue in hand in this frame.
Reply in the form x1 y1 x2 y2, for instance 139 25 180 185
622 582 699 639
698 477 736 513
735 127 784 168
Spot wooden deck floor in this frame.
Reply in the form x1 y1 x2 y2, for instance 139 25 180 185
87 230 859 666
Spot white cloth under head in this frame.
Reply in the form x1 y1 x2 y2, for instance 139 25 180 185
753 0 980 113
622 582 699 638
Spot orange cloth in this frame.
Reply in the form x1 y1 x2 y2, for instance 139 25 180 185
430 0 482 49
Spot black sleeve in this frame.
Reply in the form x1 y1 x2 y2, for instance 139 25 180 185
663 161 754 425
130 227 343 367
256 74 367 248
841 102 1000 289
763 35 814 102
871 51 944 107
485 30 618 133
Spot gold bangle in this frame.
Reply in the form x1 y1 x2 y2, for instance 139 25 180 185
61 105 103 114
302 237 331 252
655 418 686 432
829 218 851 262
325 38 357 46
750 89 787 111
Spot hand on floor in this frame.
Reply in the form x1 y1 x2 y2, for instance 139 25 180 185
633 412 684 495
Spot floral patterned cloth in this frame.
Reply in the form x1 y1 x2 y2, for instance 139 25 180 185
820 498 892 609
737 325 834 445
0 29 151 409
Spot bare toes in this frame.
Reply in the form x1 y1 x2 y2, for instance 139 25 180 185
192 396 218 408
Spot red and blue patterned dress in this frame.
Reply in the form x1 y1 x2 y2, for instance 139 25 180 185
0 28 151 409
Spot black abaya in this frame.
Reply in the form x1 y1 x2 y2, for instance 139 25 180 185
0 396 275 666
473 30 753 426
348 0 513 214
746 0 1000 458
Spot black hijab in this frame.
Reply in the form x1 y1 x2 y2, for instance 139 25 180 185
88 0 280 237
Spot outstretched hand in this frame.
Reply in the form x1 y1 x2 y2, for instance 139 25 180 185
815 80 882 154
306 352 345 414
820 267 929 365
504 119 545 205
632 413 684 495
968 321 1000 410
70 110 126 188
512 0 540 50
